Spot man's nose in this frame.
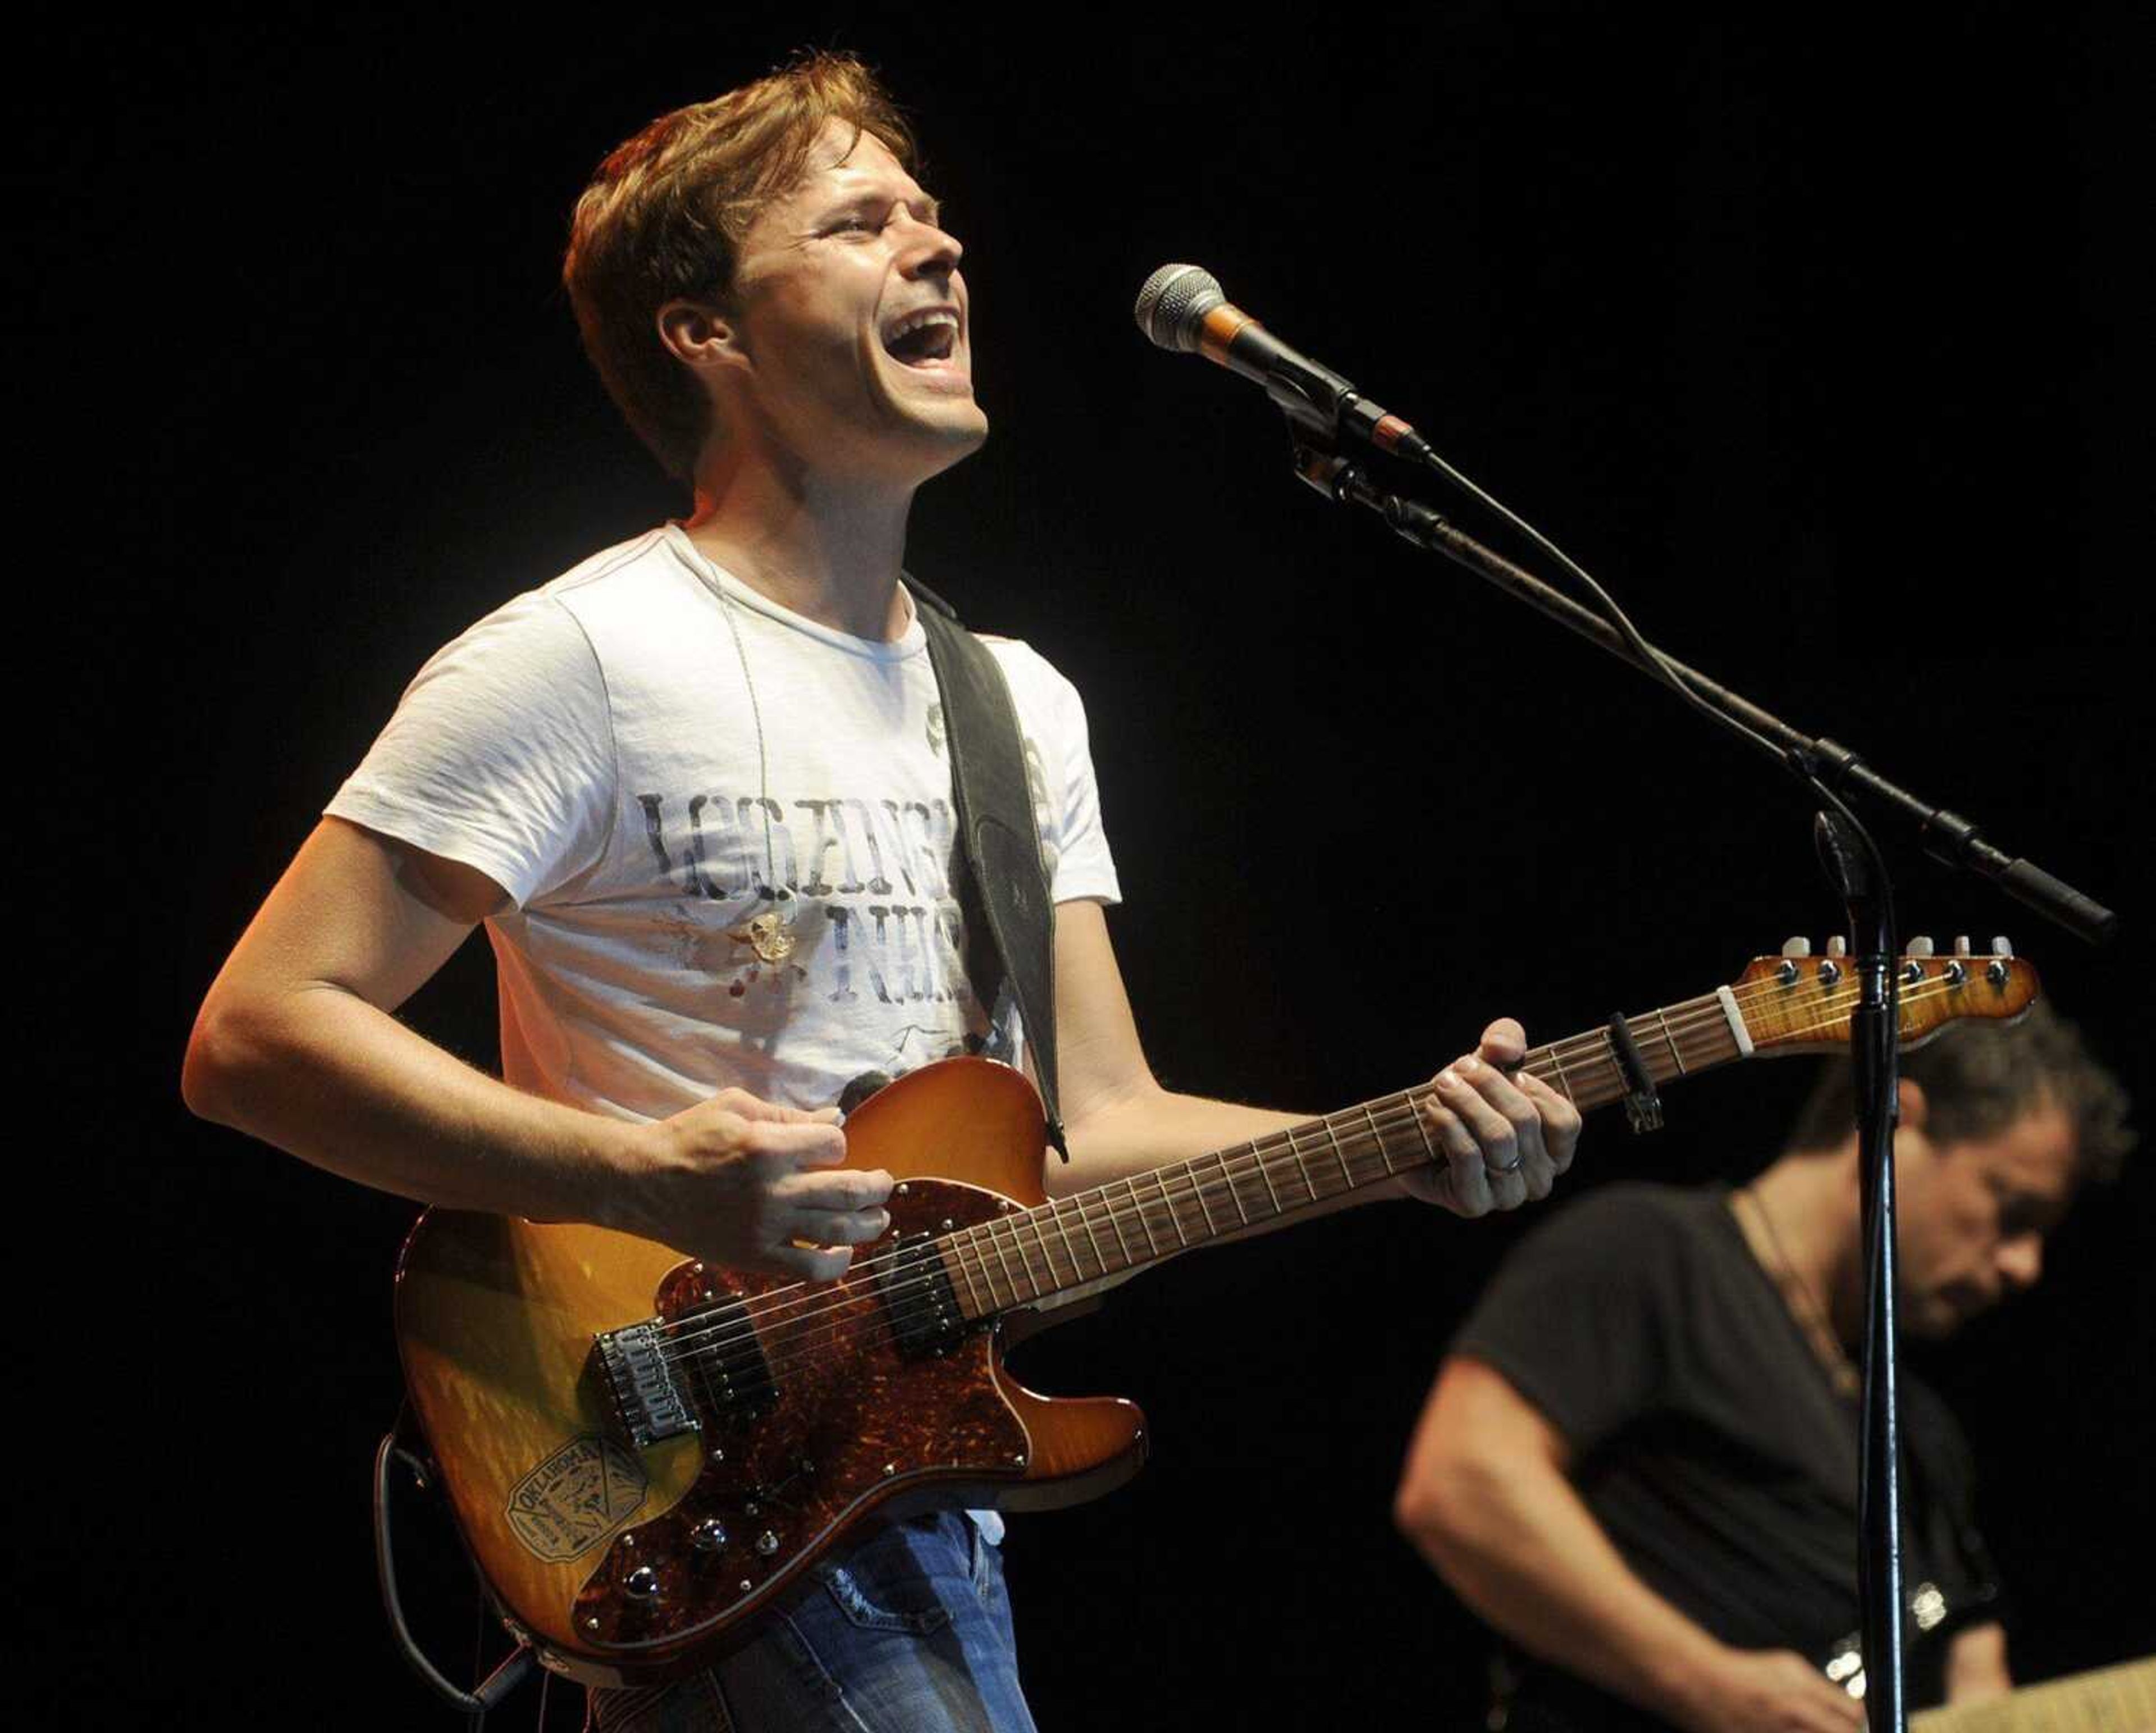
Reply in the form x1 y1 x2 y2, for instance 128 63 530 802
1997 1233 2043 1290
897 212 962 276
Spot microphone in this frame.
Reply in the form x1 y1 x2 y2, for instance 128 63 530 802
1133 264 1432 461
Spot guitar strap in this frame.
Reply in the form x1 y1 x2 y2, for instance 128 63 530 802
905 574 1070 1162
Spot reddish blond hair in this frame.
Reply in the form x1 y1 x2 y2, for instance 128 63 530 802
563 52 918 480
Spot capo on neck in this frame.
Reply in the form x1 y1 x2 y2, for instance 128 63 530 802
1605 1013 1664 1134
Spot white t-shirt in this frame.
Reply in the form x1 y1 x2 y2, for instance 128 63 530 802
328 524 1120 1122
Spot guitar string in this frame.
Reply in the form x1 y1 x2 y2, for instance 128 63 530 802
653 987 1954 1390
648 974 1991 1387
646 965 1866 1356
645 964 1948 1362
646 971 1983 1369
680 978 1876 1393
649 989 1751 1360
664 991 1951 1398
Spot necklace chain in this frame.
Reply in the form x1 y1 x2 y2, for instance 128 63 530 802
710 572 797 964
1738 1185 1860 1398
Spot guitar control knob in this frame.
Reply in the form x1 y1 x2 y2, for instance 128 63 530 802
1780 937 1812 958
625 1566 661 1602
691 1518 729 1552
1906 936 1934 957
755 1530 780 1558
1825 936 1848 958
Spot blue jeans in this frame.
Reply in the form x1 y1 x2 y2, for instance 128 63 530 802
586 1513 1036 1732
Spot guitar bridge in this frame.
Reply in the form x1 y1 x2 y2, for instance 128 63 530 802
595 1321 700 1447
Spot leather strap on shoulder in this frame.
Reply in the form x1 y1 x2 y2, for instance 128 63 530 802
907 580 1068 1160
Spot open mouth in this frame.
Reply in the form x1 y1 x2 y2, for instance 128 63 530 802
881 308 961 367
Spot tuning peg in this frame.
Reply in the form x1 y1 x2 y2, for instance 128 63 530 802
1991 936 2014 957
1906 936 1934 957
1780 937 1812 958
1953 935 1972 956
1825 936 1848 958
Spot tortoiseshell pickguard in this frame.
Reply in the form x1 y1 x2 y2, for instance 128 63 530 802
572 1178 1029 1667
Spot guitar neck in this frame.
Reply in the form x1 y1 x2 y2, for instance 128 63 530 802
1909 1656 2155 1732
935 989 1748 1321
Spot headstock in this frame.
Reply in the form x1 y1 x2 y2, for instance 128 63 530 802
1730 935 2040 1056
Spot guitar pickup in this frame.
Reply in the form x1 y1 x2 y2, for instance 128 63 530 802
595 1321 701 1447
875 1234 968 1360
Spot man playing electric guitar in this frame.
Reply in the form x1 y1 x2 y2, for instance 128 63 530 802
182 52 1582 1733
1395 1004 2131 1732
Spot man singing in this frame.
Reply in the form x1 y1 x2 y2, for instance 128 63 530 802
1394 1005 2130 1732
184 52 1582 1732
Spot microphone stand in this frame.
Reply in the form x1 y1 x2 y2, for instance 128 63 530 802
1282 427 2115 1733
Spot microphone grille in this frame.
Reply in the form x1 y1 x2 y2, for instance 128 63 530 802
1134 264 1225 353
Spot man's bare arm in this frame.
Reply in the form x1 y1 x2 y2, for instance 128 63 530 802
1395 1356 1865 1733
1049 899 1578 1221
183 818 889 1278
1944 1623 2011 1703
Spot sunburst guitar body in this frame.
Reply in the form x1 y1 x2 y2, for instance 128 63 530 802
396 1058 1139 1688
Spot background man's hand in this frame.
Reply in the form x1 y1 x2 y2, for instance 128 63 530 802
1671 1647 1867 1733
622 1088 893 1279
1397 1017 1582 1216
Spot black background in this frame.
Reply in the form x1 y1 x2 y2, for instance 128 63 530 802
58 5 2151 1725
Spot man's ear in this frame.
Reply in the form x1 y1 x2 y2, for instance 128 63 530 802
1897 1077 1929 1133
656 298 750 375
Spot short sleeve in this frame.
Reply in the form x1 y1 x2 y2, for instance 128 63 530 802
1451 1188 1694 1457
326 591 616 908
990 641 1121 907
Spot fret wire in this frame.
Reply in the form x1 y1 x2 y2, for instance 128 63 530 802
1190 1166 1220 1236
981 1219 1024 1303
1030 1209 1072 1288
965 1232 996 1314
1003 1214 1047 1300
1359 1102 1400 1174
1126 1176 1162 1256
1099 1184 1137 1264
1655 1007 1688 1075
1155 1170 1190 1248
1070 1192 1112 1275
1323 1118 1355 1188
945 1235 985 1317
1281 1125 1322 1207
1253 1143 1285 1211
1403 1088 1441 1166
1540 1045 1578 1103
1217 1150 1251 1225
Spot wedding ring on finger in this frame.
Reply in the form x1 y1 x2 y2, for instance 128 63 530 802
1482 1150 1525 1176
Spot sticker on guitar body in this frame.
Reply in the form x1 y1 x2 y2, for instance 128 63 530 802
506 1436 650 1562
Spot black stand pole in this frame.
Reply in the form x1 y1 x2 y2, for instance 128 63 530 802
1279 429 2117 1733
1817 813 1907 1731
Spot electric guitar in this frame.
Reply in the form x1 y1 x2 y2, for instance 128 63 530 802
394 937 2038 1686
1911 1656 2156 1730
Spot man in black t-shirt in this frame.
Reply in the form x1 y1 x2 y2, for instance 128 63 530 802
1394 1005 2132 1733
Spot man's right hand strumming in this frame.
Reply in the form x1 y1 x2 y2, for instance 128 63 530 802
622 1089 893 1281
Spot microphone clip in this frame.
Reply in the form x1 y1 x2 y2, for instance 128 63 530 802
1289 428 1363 505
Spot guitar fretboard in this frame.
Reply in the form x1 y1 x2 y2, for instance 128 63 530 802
932 992 1744 1319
